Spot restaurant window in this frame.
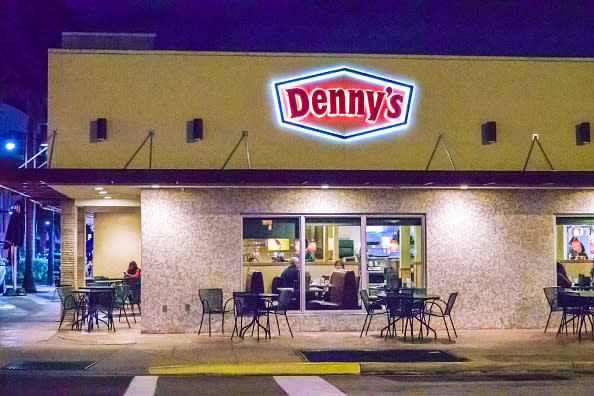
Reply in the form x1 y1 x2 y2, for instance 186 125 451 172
365 217 424 297
242 217 301 310
304 217 361 311
555 217 594 286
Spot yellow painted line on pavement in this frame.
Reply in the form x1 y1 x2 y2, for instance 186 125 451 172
149 362 360 376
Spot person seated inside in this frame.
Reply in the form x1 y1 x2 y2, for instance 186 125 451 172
280 256 299 288
124 260 141 279
556 261 572 288
334 259 345 270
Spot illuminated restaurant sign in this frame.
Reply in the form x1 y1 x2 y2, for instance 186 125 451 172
272 66 414 140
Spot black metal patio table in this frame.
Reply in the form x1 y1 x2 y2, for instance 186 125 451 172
232 292 278 340
73 287 115 332
375 292 440 341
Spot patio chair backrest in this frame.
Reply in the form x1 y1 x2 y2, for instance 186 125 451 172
386 293 414 317
114 284 130 307
444 292 458 315
57 286 76 310
360 289 374 314
199 288 224 312
233 292 259 317
543 287 561 311
277 288 293 311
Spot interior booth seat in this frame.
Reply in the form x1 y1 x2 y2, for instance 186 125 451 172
307 270 358 310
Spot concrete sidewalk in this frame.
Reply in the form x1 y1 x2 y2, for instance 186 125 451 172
1 286 594 377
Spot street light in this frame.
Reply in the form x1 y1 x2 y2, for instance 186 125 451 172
5 141 15 150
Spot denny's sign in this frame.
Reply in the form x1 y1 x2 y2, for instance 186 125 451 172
272 67 414 140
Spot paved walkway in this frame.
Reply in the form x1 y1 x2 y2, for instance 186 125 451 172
1 285 594 376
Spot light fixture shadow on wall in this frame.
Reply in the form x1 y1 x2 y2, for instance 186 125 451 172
186 118 203 142
576 122 590 146
481 121 496 145
90 118 107 143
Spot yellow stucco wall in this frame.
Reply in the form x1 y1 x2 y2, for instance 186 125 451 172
48 50 593 170
92 210 141 278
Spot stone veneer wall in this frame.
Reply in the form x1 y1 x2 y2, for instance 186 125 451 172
60 198 77 287
140 188 594 333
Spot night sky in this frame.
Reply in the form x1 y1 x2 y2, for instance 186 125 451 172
0 0 592 113
62 1 594 57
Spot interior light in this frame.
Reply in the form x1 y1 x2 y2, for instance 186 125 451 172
151 185 160 189
99 191 107 195
5 142 15 150
94 187 104 191
44 221 50 225
104 196 112 199
321 185 330 189
460 185 469 190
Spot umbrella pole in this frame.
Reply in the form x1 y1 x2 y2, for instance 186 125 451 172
11 245 17 291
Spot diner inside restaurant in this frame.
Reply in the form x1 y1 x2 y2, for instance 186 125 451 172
556 217 594 288
242 216 424 311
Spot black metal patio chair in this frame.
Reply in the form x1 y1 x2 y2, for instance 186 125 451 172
56 286 78 330
126 277 141 322
384 293 424 342
267 288 294 338
359 289 387 337
424 291 458 341
231 292 269 340
113 284 131 328
198 288 233 337
543 287 563 333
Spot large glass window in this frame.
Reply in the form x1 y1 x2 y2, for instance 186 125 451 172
241 215 425 312
242 217 301 310
556 217 594 287
304 217 361 310
365 217 424 296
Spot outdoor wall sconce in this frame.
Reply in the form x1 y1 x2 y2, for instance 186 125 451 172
576 122 590 145
90 118 107 142
186 118 203 142
481 121 496 145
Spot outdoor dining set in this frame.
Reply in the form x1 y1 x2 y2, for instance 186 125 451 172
197 285 459 343
544 286 594 340
56 277 141 333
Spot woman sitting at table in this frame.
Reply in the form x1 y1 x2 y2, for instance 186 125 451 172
124 260 141 278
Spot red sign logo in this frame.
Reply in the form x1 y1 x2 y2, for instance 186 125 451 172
273 67 414 140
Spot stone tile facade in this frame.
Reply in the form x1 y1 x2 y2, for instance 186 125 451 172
139 187 594 333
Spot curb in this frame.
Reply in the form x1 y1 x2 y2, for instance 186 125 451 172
148 361 594 376
149 362 360 376
360 361 577 376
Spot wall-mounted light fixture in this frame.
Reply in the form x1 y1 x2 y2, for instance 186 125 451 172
481 121 496 145
576 122 590 145
90 118 107 142
186 118 203 142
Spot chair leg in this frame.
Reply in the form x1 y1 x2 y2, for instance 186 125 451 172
122 305 131 328
222 312 226 334
208 312 212 337
360 314 369 337
198 311 205 335
544 310 553 333
58 309 66 330
284 313 293 338
274 311 281 336
443 315 451 341
129 298 137 323
365 315 374 336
